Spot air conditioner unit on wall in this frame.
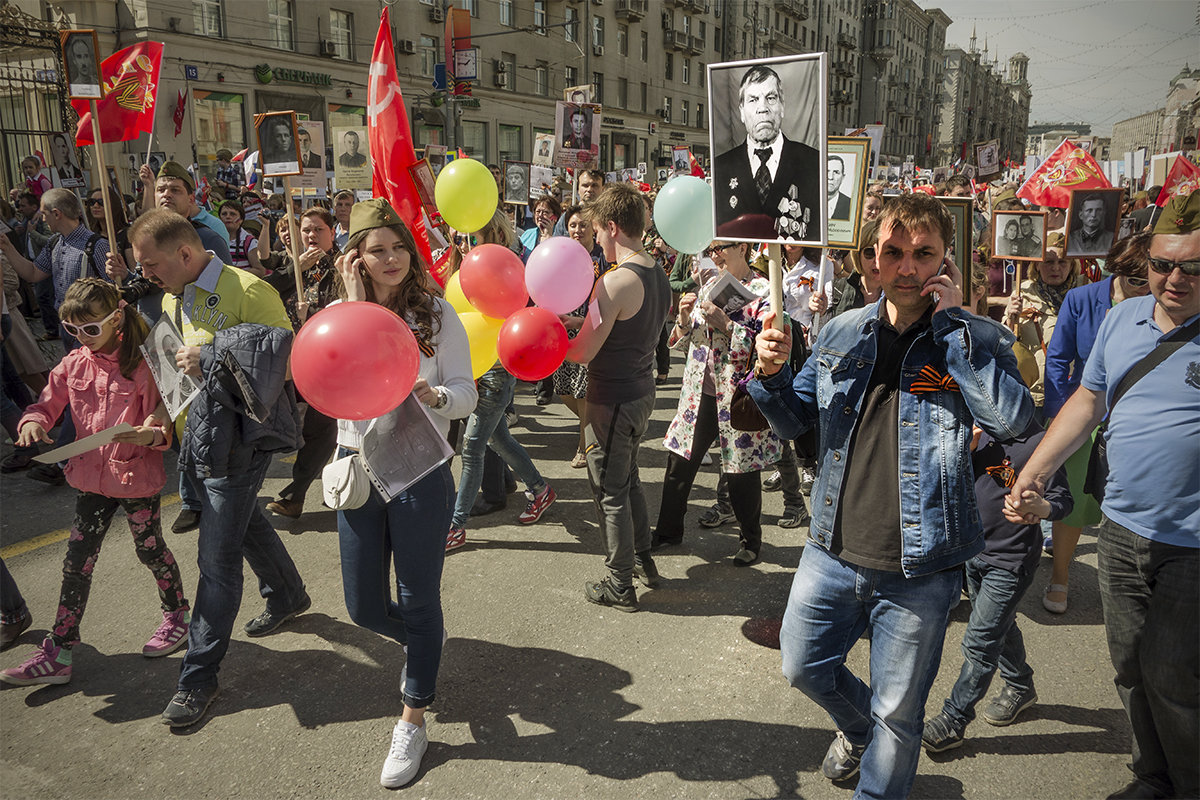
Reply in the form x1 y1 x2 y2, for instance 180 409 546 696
429 6 445 23
494 72 509 88
593 45 605 56
319 40 336 57
398 39 416 55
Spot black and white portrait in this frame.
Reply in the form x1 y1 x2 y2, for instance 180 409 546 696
297 124 323 171
338 129 368 168
672 147 691 175
256 111 300 177
992 211 1047 262
1065 187 1121 259
49 131 85 188
709 53 826 245
826 137 870 249
656 168 668 182
503 160 531 205
932 166 950 185
826 153 853 221
62 31 101 99
528 165 554 200
532 134 554 167
975 139 1000 180
425 144 447 176
332 126 371 189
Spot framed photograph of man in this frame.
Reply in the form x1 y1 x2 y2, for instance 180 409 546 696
553 102 599 170
672 147 691 175
935 195 974 303
1065 187 1122 258
656 167 668 183
992 210 1047 262
826 136 870 249
532 134 554 167
563 84 594 104
60 30 102 99
529 165 554 200
708 53 827 245
975 139 1001 181
332 126 372 189
932 165 950 185
292 121 326 190
255 111 301 178
503 160 531 205
1117 215 1138 242
49 131 86 189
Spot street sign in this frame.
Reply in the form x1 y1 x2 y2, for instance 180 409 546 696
433 63 446 91
185 64 198 80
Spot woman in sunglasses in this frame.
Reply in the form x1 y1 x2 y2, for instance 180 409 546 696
86 186 132 268
1038 231 1152 615
519 196 561 261
651 239 782 566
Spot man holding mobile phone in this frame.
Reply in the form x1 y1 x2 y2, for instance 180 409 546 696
747 193 1032 798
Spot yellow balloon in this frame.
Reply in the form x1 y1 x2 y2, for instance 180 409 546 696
459 311 503 379
445 272 475 315
434 158 499 233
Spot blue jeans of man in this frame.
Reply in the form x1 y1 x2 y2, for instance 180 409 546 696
941 556 1036 730
780 542 960 800
1097 515 1199 798
338 458 454 708
451 366 545 529
0 557 27 621
177 451 307 691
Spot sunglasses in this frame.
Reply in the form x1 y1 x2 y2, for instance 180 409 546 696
62 307 120 339
861 246 876 260
703 243 738 256
85 198 104 207
453 234 478 246
1124 275 1149 288
1147 257 1200 277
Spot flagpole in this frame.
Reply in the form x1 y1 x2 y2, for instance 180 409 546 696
88 99 118 251
283 174 304 302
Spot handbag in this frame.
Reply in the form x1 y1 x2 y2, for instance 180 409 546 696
730 379 770 431
1081 317 1199 503
322 453 371 510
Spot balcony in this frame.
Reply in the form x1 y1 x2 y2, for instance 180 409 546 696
687 35 705 54
767 30 804 52
830 89 851 105
614 0 647 21
663 29 688 51
680 0 711 12
773 0 809 19
835 60 854 77
837 32 857 50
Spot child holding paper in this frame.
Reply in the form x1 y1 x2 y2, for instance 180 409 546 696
0 278 189 686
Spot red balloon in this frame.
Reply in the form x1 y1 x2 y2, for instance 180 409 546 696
458 243 528 319
291 301 420 421
497 307 568 382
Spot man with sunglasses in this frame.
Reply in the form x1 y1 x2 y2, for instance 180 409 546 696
1009 191 1200 800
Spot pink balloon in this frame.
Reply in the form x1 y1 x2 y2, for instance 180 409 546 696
497 307 568 382
525 237 596 314
291 302 420 421
458 243 528 319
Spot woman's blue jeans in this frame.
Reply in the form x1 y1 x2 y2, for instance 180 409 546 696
338 457 455 709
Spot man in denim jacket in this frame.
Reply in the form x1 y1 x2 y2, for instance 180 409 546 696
748 193 1032 799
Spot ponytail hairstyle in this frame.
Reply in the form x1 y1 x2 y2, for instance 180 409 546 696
58 278 150 379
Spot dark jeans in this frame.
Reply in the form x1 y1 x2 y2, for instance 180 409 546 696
338 459 454 709
177 451 307 691
34 277 59 335
0 558 27 622
1 314 32 442
655 318 671 375
941 556 1037 730
655 393 763 552
1097 515 1199 798
279 403 338 502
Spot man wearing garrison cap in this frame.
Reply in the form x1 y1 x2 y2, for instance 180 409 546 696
1009 190 1200 800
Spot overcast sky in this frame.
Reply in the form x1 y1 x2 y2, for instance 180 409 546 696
924 0 1199 136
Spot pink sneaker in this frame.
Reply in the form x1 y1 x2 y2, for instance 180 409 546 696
143 609 190 657
0 638 72 685
445 527 467 553
518 485 556 525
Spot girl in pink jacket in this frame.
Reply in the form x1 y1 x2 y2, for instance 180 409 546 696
1 279 190 686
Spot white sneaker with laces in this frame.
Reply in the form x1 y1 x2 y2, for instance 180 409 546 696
380 719 428 788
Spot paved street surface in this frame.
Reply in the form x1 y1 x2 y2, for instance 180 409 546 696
1 363 1131 800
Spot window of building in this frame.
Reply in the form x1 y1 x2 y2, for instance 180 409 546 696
535 62 548 96
461 120 487 158
617 24 628 56
419 35 437 76
617 77 628 109
533 0 546 34
592 15 605 48
502 52 516 92
641 82 648 112
499 124 522 162
592 72 604 104
500 0 513 27
697 102 705 128
193 0 223 37
193 91 245 178
682 58 690 84
699 61 705 88
681 99 689 127
640 30 648 61
683 15 691 35
565 7 578 43
458 0 478 17
665 53 673 81
664 96 671 124
267 0 293 50
329 9 353 60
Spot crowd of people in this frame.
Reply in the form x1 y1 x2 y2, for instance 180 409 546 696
0 148 1196 800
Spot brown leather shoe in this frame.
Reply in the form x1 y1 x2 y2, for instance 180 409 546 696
266 498 303 518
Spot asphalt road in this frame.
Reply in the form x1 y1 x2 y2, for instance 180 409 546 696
0 364 1132 800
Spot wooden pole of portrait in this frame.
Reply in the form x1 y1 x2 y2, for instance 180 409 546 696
88 99 118 251
766 243 786 365
283 175 303 302
811 247 831 339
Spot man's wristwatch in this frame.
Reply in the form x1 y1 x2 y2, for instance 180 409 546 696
432 386 448 409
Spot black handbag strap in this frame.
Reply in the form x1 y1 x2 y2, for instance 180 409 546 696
1109 316 1199 410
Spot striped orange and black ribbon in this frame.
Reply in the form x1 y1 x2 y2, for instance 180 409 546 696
909 365 959 393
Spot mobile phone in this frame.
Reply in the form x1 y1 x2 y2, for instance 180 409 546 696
929 258 948 304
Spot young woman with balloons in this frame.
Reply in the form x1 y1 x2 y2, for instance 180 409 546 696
329 199 476 789
650 239 783 567
264 208 343 520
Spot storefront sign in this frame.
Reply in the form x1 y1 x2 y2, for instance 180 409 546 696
602 116 624 127
668 132 686 141
254 64 332 87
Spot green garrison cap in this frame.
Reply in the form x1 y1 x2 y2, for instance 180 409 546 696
348 197 401 239
1154 190 1200 235
157 161 194 193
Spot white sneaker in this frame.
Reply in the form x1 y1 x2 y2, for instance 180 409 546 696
380 719 428 788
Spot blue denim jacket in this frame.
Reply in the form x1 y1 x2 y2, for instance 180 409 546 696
748 300 1033 577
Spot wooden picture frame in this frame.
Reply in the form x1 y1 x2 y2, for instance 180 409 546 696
60 29 102 100
827 136 871 249
502 160 531 206
1064 187 1123 258
254 111 301 178
974 139 1001 181
408 159 438 220
935 195 975 304
992 210 1047 262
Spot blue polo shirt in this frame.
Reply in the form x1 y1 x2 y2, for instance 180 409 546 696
34 222 112 308
1081 295 1200 547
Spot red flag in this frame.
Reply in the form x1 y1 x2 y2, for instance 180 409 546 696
1155 155 1200 207
1016 138 1110 208
173 89 187 137
687 150 705 178
73 42 162 146
369 8 435 276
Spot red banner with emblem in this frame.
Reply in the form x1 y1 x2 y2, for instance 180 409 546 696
369 8 435 278
173 89 187 137
1016 138 1110 208
73 42 162 146
1155 154 1200 207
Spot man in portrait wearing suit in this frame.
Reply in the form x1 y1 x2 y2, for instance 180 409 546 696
296 127 322 171
338 130 367 168
713 64 820 241
561 106 591 151
827 155 852 221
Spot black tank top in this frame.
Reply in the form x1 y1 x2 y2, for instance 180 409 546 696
587 258 670 405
